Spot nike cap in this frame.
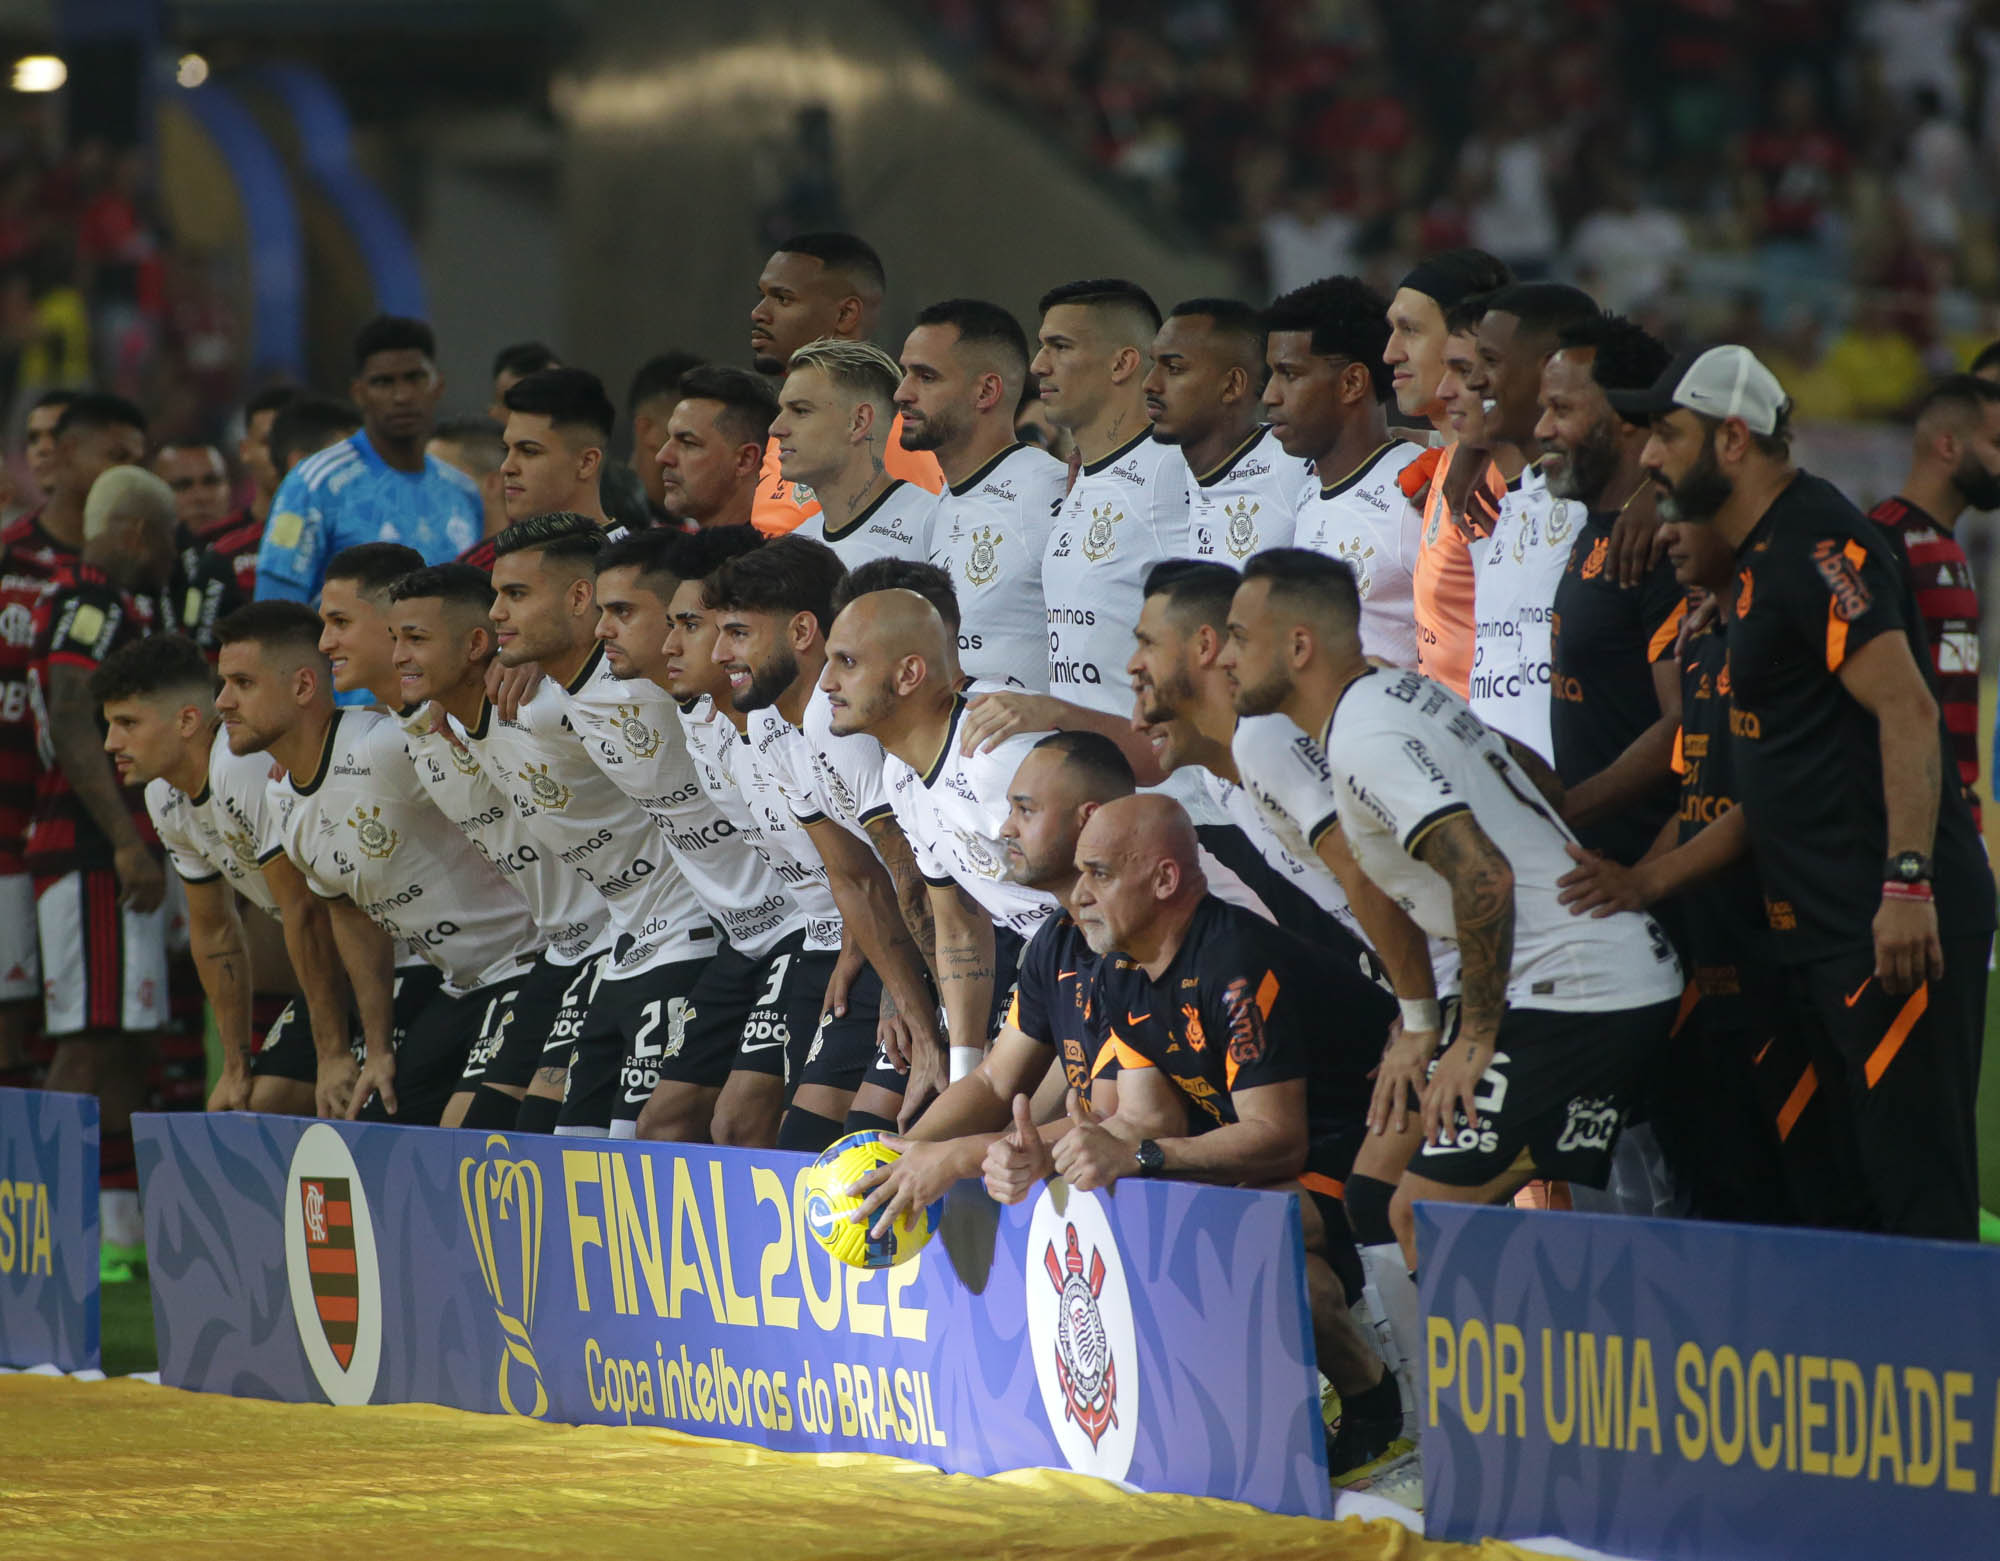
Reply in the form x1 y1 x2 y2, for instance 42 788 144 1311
1606 344 1790 436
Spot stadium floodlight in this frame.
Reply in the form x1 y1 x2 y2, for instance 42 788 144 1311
11 55 65 93
176 53 209 89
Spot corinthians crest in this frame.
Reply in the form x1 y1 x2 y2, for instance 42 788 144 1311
1082 503 1121 562
1546 498 1576 546
1334 539 1378 598
519 760 572 811
346 805 398 859
1222 498 1260 559
448 741 481 776
1044 1223 1118 1450
956 827 1004 879
615 705 658 759
458 1135 549 1419
965 526 1001 586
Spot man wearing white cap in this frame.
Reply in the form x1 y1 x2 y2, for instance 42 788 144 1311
1625 344 1997 1241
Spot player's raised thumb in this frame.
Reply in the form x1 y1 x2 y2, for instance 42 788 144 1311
1010 1091 1035 1145
1066 1087 1096 1125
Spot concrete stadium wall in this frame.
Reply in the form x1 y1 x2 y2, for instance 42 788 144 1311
555 0 1233 400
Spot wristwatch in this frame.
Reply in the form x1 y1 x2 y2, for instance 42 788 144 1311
1884 852 1934 885
1133 1140 1166 1177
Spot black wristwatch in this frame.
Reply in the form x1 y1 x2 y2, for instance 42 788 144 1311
1885 851 1934 885
1133 1140 1166 1177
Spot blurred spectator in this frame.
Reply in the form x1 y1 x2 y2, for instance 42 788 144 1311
1567 176 1692 313
1861 0 1970 117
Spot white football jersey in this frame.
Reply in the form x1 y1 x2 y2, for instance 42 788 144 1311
1042 428 1189 714
1184 426 1312 565
456 649 712 977
882 688 1058 937
1324 667 1680 1012
679 698 841 954
1291 439 1426 670
790 684 895 842
560 665 805 962
793 478 932 570
1470 465 1572 762
147 728 286 917
926 443 1066 690
1196 757 1360 942
1230 711 1461 995
273 708 540 993
399 706 608 966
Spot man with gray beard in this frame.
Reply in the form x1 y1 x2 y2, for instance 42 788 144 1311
1538 314 1688 868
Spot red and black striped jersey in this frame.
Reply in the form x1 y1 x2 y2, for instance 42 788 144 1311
0 510 77 873
176 507 263 653
1869 496 1981 823
25 562 159 874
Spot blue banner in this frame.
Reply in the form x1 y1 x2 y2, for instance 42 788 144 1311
135 1113 1332 1517
1418 1203 2000 1558
0 1087 99 1371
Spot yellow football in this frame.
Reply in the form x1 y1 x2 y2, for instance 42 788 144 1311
803 1130 942 1269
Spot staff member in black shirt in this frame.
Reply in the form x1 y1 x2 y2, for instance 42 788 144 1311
849 731 1141 1231
986 791 1404 1479
1559 515 1867 1228
1539 312 1687 867
1618 344 1996 1241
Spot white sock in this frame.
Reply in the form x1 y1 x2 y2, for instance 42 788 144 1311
1362 1242 1424 1439
101 1188 143 1248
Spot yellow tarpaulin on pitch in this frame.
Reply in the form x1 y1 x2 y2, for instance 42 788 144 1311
0 1376 1552 1560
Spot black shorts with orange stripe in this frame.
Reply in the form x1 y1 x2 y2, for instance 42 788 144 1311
1787 935 1991 1241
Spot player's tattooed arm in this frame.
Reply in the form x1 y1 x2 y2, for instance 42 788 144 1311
326 897 398 1118
1413 811 1516 1047
183 875 254 1110
863 812 939 978
931 883 997 1054
805 814 941 1069
57 661 164 909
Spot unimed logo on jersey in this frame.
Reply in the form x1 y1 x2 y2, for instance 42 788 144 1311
284 1123 382 1404
1026 1187 1138 1481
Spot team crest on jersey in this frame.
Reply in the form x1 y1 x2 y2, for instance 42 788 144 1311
448 742 481 776
1222 498 1260 559
956 828 1004 879
965 526 1001 586
1580 537 1609 580
616 706 659 759
813 753 857 817
1546 500 1576 546
221 821 260 871
1181 1002 1207 1052
346 805 398 859
1333 540 1377 598
519 760 572 811
1082 503 1121 562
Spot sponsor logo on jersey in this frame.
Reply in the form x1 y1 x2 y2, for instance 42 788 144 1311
284 1124 383 1405
1028 1189 1137 1480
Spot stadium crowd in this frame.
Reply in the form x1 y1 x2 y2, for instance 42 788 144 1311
1 225 1995 1491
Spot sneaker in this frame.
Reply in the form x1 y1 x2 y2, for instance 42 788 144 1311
1327 1410 1409 1482
1342 1445 1423 1510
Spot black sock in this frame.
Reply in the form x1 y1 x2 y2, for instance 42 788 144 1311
1343 1370 1401 1420
462 1085 524 1129
514 1094 561 1134
777 1107 844 1153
